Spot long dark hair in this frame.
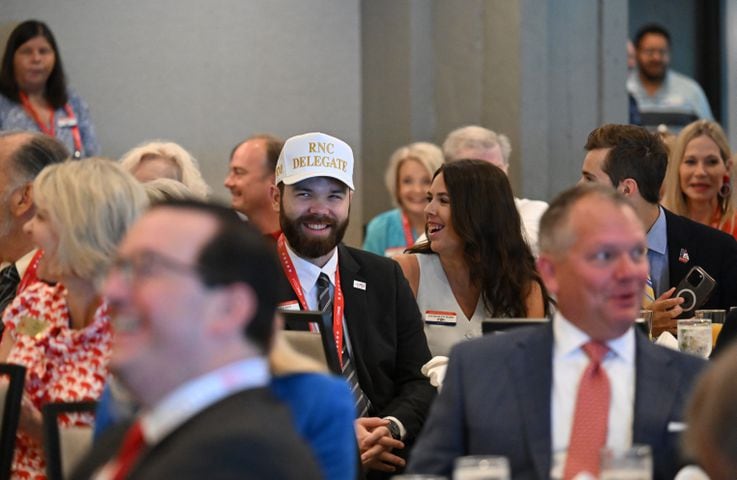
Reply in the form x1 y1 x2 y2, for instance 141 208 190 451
0 20 68 108
408 159 551 317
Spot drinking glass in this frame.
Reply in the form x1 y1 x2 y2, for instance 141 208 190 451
694 309 726 346
636 310 653 340
677 318 712 358
600 445 652 480
453 456 510 480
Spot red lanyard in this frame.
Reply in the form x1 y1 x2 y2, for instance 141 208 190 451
17 249 44 293
277 234 345 367
19 92 83 157
400 211 416 247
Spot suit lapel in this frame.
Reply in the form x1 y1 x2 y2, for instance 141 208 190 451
663 209 692 288
632 332 678 444
507 324 553 478
336 245 374 395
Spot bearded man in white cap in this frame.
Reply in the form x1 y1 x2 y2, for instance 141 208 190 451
270 132 435 478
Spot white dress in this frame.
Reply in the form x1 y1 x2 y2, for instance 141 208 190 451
416 254 491 356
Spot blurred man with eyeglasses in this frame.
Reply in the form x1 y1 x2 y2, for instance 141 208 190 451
73 200 321 480
627 23 713 132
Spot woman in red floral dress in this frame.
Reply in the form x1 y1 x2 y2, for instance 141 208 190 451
0 158 147 478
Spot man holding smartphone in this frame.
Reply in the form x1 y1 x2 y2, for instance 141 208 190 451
579 124 737 335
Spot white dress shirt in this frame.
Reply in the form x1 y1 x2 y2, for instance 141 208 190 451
550 312 636 477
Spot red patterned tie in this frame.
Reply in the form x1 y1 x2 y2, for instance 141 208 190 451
563 341 611 480
111 421 145 480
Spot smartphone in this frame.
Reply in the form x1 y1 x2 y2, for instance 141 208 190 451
674 266 717 314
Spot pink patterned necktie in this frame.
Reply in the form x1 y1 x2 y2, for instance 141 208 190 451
563 341 611 480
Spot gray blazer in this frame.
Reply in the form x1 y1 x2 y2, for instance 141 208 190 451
407 323 705 480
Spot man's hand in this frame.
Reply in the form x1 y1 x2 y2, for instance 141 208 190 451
646 287 684 337
355 417 405 472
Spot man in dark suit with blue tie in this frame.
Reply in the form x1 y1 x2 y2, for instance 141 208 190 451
579 124 737 336
407 184 705 479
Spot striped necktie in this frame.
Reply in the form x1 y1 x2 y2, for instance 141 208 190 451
0 264 20 314
643 274 655 308
316 273 371 417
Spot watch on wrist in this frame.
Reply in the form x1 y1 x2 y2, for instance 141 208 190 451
387 419 401 440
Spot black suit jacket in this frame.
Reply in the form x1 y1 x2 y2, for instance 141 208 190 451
281 244 436 442
664 209 737 310
71 387 321 480
407 323 705 480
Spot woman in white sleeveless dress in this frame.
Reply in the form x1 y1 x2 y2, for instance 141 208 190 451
395 160 552 356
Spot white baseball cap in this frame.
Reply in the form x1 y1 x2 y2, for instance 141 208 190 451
275 132 355 190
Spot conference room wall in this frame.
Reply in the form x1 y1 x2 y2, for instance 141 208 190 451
0 0 366 245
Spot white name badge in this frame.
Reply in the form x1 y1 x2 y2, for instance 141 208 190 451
57 117 78 128
277 300 300 311
424 310 457 326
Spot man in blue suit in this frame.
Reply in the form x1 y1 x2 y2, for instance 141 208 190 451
407 184 705 479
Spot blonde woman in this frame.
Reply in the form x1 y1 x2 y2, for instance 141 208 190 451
663 120 737 239
0 158 147 478
363 142 443 257
119 140 211 199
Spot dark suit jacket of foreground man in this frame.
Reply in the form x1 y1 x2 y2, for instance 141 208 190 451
72 388 321 479
407 323 704 480
282 244 436 444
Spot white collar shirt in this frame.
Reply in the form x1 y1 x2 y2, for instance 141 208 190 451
550 312 636 477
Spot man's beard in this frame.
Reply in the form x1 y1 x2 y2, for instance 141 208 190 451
280 207 349 259
639 62 666 82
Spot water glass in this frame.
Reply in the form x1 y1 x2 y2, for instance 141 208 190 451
695 309 726 346
677 318 712 358
453 455 510 480
600 445 652 480
636 310 653 339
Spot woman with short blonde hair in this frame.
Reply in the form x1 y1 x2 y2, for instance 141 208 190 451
120 140 211 199
363 142 444 257
0 158 147 478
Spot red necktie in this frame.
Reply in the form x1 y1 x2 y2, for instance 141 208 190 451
111 421 145 480
563 341 611 480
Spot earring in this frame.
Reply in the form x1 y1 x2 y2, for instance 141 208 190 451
719 175 732 199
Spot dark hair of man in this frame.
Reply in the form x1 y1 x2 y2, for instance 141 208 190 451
151 199 283 352
0 20 68 108
633 23 671 49
4 132 69 186
229 134 284 176
407 159 551 317
584 124 667 204
539 183 633 255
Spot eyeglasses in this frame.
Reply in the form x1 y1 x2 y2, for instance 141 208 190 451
109 250 202 284
639 48 669 58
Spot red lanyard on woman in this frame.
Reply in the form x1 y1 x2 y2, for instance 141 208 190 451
277 234 345 367
400 211 415 247
17 249 44 293
19 92 83 157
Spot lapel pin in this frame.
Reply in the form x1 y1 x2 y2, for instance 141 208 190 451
353 280 366 291
678 248 690 263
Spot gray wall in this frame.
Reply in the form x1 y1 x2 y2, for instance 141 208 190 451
11 1 735 247
1 0 364 243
